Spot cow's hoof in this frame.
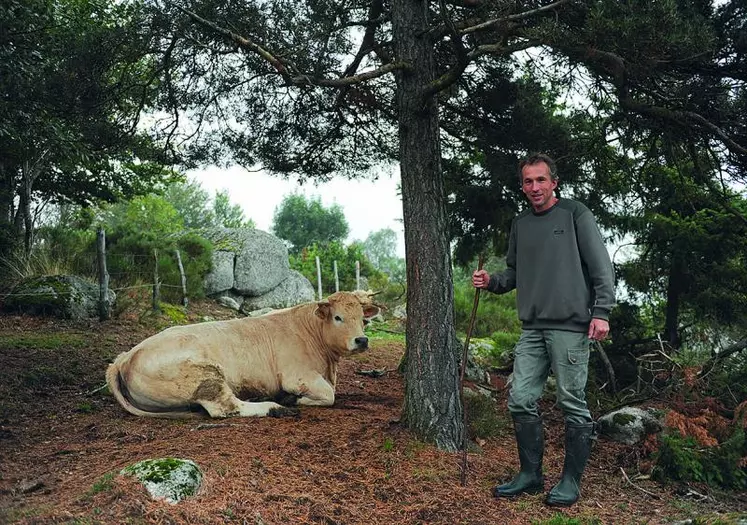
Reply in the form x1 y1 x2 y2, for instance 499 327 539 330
269 406 301 418
274 391 300 406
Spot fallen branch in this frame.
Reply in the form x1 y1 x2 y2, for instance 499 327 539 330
193 423 242 431
355 368 390 378
620 467 661 499
593 341 617 394
78 383 107 396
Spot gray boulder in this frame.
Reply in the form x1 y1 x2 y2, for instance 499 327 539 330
597 406 665 445
240 270 315 312
392 304 407 319
121 458 202 504
4 275 115 320
203 250 235 295
455 335 491 385
212 289 245 311
467 337 514 369
201 228 289 296
244 307 275 317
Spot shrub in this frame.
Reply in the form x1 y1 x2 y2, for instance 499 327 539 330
290 241 384 294
157 233 213 302
464 392 507 440
452 265 520 339
653 428 747 490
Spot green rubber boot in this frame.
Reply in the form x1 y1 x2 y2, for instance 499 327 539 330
493 415 544 497
546 422 595 507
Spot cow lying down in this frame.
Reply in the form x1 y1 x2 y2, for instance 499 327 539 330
106 291 380 419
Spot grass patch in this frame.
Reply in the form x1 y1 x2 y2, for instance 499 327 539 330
0 505 52 523
0 332 87 350
88 472 116 497
76 402 95 414
532 514 603 525
410 466 450 481
21 365 78 388
367 327 405 343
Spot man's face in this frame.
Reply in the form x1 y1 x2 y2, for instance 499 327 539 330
521 162 558 212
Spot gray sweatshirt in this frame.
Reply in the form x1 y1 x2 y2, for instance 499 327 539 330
487 198 615 332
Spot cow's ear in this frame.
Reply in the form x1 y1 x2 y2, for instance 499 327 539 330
363 305 380 319
315 301 331 319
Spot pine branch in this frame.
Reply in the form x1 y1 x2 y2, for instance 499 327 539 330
179 6 407 89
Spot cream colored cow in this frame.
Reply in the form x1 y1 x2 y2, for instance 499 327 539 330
106 291 380 419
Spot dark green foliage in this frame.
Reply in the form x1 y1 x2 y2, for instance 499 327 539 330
464 393 507 440
0 0 178 258
703 353 747 411
157 234 213 302
87 473 115 496
290 241 382 294
272 194 350 255
102 196 211 297
653 430 747 490
452 262 521 340
162 182 255 229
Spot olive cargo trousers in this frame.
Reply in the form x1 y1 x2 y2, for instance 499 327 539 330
507 329 592 425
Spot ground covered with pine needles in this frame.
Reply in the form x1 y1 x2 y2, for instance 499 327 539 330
0 300 745 524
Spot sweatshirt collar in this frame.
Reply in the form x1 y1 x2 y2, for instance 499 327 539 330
531 197 560 217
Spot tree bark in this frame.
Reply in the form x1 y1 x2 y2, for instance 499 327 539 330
393 0 462 451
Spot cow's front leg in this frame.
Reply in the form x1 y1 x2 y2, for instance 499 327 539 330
287 375 335 406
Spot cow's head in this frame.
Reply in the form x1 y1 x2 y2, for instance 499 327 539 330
314 291 380 354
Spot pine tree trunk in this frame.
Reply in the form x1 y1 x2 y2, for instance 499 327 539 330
392 0 463 451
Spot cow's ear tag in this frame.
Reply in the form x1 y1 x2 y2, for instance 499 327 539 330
315 302 331 319
363 305 380 319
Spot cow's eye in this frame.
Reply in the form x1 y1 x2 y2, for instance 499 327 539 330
363 319 370 326
334 315 343 322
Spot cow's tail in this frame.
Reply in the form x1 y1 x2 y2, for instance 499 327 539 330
105 357 201 419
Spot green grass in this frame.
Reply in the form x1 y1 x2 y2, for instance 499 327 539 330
0 332 87 350
532 514 603 525
81 472 116 501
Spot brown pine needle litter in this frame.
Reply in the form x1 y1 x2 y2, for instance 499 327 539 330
0 302 742 524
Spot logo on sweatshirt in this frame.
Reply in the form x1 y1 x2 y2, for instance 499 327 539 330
553 228 565 235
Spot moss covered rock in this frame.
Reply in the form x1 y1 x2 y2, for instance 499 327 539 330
121 458 202 504
4 275 116 320
598 406 665 445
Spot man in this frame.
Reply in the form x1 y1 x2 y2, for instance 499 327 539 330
472 153 615 507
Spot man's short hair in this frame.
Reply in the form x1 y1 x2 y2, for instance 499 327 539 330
518 153 558 182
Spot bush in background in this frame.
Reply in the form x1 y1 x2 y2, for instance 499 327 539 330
653 428 747 490
452 263 521 361
290 241 384 295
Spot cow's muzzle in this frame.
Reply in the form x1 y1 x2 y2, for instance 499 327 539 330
354 336 369 350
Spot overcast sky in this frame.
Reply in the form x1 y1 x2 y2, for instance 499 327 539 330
189 164 406 257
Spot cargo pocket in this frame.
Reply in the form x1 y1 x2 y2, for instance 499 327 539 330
565 346 590 391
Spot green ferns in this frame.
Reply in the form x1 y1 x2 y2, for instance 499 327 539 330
654 429 747 490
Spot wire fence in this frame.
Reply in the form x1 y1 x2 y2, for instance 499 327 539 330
2 230 193 320
2 231 367 321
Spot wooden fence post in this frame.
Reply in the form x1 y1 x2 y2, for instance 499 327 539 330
96 228 110 321
315 256 323 300
333 260 339 292
153 249 161 312
175 249 188 308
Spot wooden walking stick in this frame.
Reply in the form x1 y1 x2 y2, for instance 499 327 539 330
460 254 485 486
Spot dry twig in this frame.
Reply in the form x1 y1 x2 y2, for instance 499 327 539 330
620 467 661 499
